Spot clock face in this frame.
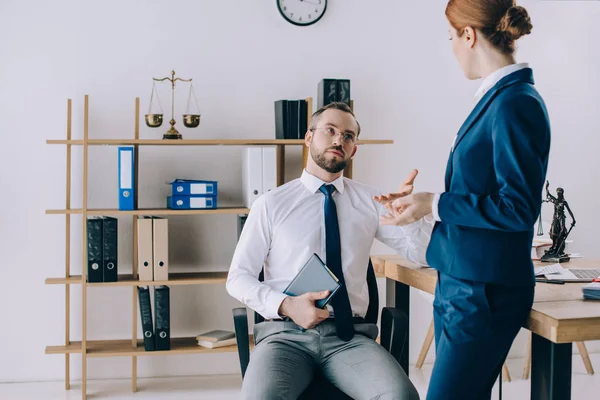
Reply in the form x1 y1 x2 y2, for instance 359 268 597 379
277 0 327 26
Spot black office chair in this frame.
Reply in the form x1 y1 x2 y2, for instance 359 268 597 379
232 258 410 400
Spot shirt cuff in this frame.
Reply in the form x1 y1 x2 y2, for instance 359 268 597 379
432 192 443 222
264 291 289 320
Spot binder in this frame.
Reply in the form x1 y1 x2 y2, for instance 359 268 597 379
274 100 289 140
137 217 154 281
262 146 277 194
298 99 308 139
170 179 217 196
137 286 155 351
237 214 248 240
336 79 351 106
118 147 135 210
318 79 338 108
317 79 351 108
242 147 262 208
87 218 104 283
152 217 169 281
154 285 170 350
102 217 118 282
288 100 299 139
167 195 217 209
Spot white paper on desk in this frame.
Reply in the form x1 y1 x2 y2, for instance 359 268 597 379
534 263 563 277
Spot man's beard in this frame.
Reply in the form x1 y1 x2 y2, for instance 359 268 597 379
310 144 349 173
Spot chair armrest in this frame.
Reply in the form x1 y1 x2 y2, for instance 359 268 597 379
380 307 409 370
232 307 251 378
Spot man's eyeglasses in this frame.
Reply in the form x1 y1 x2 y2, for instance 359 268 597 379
311 127 358 144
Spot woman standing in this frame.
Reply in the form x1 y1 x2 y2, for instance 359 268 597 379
378 1 551 399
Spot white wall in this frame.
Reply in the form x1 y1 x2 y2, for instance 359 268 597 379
1 0 599 384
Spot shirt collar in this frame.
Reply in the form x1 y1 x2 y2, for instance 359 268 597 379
474 62 530 103
301 169 345 194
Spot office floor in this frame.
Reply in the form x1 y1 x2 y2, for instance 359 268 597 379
1 355 598 399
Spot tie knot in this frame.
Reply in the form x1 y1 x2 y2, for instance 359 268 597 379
319 184 336 197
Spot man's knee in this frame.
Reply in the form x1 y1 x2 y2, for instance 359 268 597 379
241 378 287 400
372 380 420 400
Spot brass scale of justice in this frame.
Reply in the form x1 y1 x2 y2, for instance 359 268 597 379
145 70 201 139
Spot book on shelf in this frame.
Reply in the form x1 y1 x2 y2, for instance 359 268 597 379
196 330 235 348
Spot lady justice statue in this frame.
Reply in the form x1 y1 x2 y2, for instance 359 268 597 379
541 180 576 262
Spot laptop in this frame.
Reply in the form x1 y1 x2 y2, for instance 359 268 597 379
535 263 600 282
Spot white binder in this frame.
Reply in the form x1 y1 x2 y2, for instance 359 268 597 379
242 147 263 208
262 146 277 194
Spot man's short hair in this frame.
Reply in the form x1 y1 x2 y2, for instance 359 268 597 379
309 102 361 137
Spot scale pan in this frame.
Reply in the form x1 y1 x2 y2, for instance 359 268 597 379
145 114 163 128
183 114 200 128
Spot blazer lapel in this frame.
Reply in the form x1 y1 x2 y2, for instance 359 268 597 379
444 68 535 190
452 68 535 153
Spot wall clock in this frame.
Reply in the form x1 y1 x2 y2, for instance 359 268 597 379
277 0 327 26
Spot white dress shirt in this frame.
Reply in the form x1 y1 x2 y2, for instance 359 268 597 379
431 62 530 221
226 170 434 320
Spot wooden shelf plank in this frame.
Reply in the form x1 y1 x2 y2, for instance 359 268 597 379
45 276 83 285
45 342 82 354
47 337 253 357
45 209 83 215
47 138 393 146
87 207 250 216
88 272 229 287
46 272 229 286
45 207 249 216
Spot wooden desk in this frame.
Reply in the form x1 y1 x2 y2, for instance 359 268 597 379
378 256 600 400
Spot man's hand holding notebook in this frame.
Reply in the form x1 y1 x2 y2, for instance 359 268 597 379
277 253 342 330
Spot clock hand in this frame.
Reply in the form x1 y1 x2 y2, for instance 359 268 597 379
299 0 322 6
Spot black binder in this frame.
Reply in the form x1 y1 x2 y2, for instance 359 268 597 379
317 78 351 108
86 218 103 283
154 286 170 351
102 217 118 282
274 100 289 139
318 78 338 108
337 79 351 106
137 286 155 351
298 99 308 139
288 100 299 139
237 214 248 240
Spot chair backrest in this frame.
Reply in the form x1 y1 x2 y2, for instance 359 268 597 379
254 258 379 324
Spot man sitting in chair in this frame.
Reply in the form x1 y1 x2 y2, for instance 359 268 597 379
226 102 432 400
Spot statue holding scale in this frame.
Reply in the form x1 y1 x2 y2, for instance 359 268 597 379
541 180 576 263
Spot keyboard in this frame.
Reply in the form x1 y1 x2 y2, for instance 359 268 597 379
570 269 600 279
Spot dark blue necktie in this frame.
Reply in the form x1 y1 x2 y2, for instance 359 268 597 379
319 184 354 341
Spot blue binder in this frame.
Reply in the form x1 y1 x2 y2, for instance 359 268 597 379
167 195 217 209
118 147 134 210
170 179 218 196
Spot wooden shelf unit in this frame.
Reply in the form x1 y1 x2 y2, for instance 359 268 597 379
46 95 394 399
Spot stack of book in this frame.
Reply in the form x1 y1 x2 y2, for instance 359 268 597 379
583 282 600 300
195 330 236 349
167 179 218 209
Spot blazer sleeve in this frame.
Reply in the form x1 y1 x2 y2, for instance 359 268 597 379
437 94 550 231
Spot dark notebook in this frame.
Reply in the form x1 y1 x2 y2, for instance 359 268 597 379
283 253 341 309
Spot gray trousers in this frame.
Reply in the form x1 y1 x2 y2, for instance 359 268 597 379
241 320 420 400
